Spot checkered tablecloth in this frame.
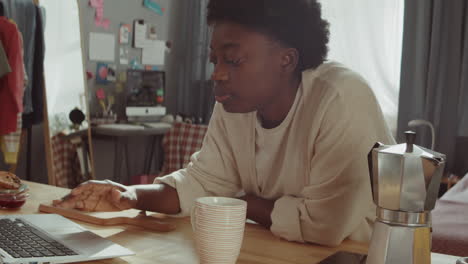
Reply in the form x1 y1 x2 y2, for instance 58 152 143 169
159 122 208 176
51 135 90 188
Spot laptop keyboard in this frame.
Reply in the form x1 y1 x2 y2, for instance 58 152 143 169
0 218 78 258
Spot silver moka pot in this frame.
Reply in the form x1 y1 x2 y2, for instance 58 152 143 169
366 131 446 264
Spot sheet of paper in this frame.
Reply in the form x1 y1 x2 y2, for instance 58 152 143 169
134 20 150 48
142 40 166 65
119 46 129 64
89 32 115 62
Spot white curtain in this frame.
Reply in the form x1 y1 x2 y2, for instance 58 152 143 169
319 0 404 136
41 0 86 135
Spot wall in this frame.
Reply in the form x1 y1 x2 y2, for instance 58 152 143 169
77 0 173 119
77 0 181 182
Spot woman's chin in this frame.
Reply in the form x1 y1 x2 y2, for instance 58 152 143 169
221 103 255 114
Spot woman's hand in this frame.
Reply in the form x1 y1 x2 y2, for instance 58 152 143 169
52 180 137 212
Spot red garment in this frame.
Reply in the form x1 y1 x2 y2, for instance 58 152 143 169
0 17 24 135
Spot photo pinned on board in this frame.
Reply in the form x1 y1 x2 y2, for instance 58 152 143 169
119 23 131 44
96 63 109 84
107 64 117 82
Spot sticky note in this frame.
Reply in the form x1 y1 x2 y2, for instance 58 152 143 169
143 0 164 15
89 0 110 29
116 83 124 93
118 72 127 82
89 0 103 8
95 18 110 29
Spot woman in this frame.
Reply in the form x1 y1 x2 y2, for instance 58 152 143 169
54 0 394 246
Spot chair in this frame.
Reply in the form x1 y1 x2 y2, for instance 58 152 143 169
159 122 208 176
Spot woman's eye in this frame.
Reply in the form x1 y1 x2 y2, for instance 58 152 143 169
209 57 218 65
225 58 241 66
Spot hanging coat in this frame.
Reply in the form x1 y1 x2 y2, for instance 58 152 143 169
0 17 25 135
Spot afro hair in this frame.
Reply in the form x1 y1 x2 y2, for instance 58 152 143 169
207 0 330 72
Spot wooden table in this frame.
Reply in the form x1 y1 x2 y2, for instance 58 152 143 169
2 181 461 264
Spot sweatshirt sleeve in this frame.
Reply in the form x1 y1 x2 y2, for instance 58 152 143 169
156 103 242 216
270 75 394 246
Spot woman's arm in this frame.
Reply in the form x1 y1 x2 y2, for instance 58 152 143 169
53 180 181 214
133 183 180 214
240 194 275 228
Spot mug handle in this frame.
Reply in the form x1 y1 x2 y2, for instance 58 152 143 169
190 204 197 232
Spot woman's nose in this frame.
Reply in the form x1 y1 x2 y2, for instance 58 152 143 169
211 67 229 81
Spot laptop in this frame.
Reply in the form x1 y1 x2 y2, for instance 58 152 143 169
0 214 134 264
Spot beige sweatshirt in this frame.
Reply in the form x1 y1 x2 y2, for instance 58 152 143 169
156 62 395 246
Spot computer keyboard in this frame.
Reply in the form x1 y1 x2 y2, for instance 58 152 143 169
0 218 78 258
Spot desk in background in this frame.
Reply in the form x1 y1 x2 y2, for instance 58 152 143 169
2 181 461 264
92 123 172 184
53 123 172 187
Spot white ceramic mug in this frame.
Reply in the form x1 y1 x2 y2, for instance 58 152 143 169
191 197 247 264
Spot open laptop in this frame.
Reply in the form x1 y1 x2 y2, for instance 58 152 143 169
0 214 134 264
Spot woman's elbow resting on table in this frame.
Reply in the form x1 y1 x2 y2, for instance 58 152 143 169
299 208 374 247
301 221 350 247
271 195 372 247
273 214 364 247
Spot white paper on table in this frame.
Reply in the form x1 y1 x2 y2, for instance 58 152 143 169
142 40 166 65
89 32 115 62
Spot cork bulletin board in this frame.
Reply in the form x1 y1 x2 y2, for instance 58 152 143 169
77 0 172 122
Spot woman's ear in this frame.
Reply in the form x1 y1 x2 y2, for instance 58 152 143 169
280 48 299 73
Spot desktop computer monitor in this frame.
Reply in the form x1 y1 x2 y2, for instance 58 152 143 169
125 69 166 122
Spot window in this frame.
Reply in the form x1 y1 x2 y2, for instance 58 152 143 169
41 0 86 134
319 0 404 136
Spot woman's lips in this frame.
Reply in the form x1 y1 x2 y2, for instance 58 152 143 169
215 94 232 103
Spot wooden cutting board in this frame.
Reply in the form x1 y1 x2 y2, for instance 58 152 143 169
38 204 176 232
